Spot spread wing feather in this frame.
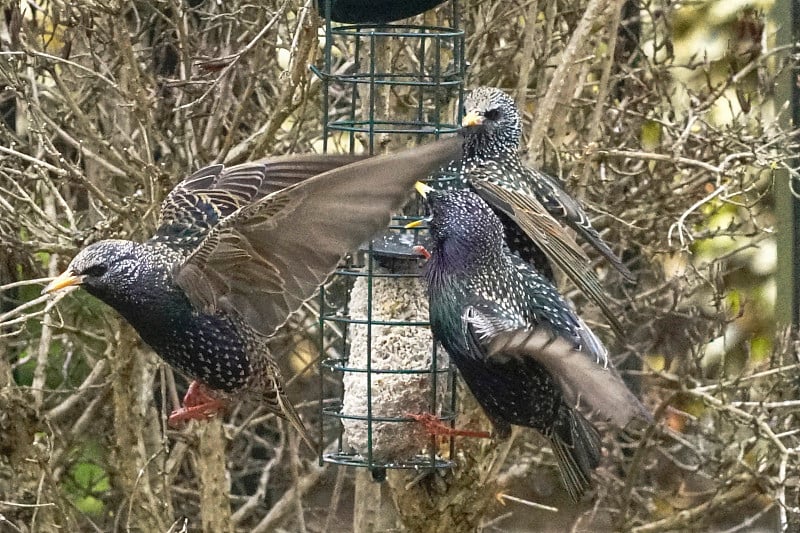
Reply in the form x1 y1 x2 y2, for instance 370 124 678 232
151 154 367 249
464 306 649 428
174 137 463 337
471 179 625 338
530 168 635 282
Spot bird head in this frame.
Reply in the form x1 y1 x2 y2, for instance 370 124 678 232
461 87 522 156
42 240 149 304
412 182 504 263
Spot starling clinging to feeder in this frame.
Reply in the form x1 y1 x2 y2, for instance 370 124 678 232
42 138 462 451
453 86 635 337
412 183 649 500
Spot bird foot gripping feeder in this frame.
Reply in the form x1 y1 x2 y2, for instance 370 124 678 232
314 0 466 472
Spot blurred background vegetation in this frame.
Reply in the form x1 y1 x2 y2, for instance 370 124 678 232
0 0 796 531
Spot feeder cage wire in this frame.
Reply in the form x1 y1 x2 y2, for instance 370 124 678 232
313 0 466 473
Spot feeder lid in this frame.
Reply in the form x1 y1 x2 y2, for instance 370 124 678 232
316 0 448 24
360 229 428 260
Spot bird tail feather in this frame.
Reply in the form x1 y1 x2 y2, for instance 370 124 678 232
548 404 602 502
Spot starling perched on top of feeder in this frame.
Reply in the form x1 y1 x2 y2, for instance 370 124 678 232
451 86 635 337
42 138 462 451
411 183 649 500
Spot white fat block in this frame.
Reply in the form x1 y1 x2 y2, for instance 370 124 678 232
341 264 449 462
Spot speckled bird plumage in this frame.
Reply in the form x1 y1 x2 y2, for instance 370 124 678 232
447 86 634 337
68 239 255 393
418 186 649 501
44 139 463 451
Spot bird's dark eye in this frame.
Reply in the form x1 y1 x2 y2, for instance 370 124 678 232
484 108 501 121
83 264 108 278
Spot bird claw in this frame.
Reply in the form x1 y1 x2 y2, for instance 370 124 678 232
168 381 227 427
168 403 225 427
406 412 492 439
411 245 431 260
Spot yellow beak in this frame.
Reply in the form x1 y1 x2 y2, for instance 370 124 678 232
42 270 82 295
414 181 432 198
406 182 434 229
461 110 483 128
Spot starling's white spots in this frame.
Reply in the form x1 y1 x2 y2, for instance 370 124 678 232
422 190 610 425
441 103 549 269
60 234 262 394
448 86 631 283
420 188 613 499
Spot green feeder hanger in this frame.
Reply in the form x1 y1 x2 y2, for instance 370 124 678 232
313 0 466 474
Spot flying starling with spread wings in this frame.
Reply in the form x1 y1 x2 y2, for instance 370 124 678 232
43 139 462 451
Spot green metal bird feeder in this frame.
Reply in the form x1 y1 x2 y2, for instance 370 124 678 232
313 0 466 473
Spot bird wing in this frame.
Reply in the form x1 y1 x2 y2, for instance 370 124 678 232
173 136 462 337
530 169 635 282
461 299 524 363
463 303 649 429
470 179 625 339
151 154 367 248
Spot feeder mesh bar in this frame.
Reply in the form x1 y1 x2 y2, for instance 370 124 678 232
315 0 466 471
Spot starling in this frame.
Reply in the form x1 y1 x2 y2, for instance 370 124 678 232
42 138 462 451
452 86 635 337
413 183 649 501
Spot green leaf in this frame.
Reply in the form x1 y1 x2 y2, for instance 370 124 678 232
74 495 104 516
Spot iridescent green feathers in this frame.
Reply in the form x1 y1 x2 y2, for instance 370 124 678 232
419 187 649 501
